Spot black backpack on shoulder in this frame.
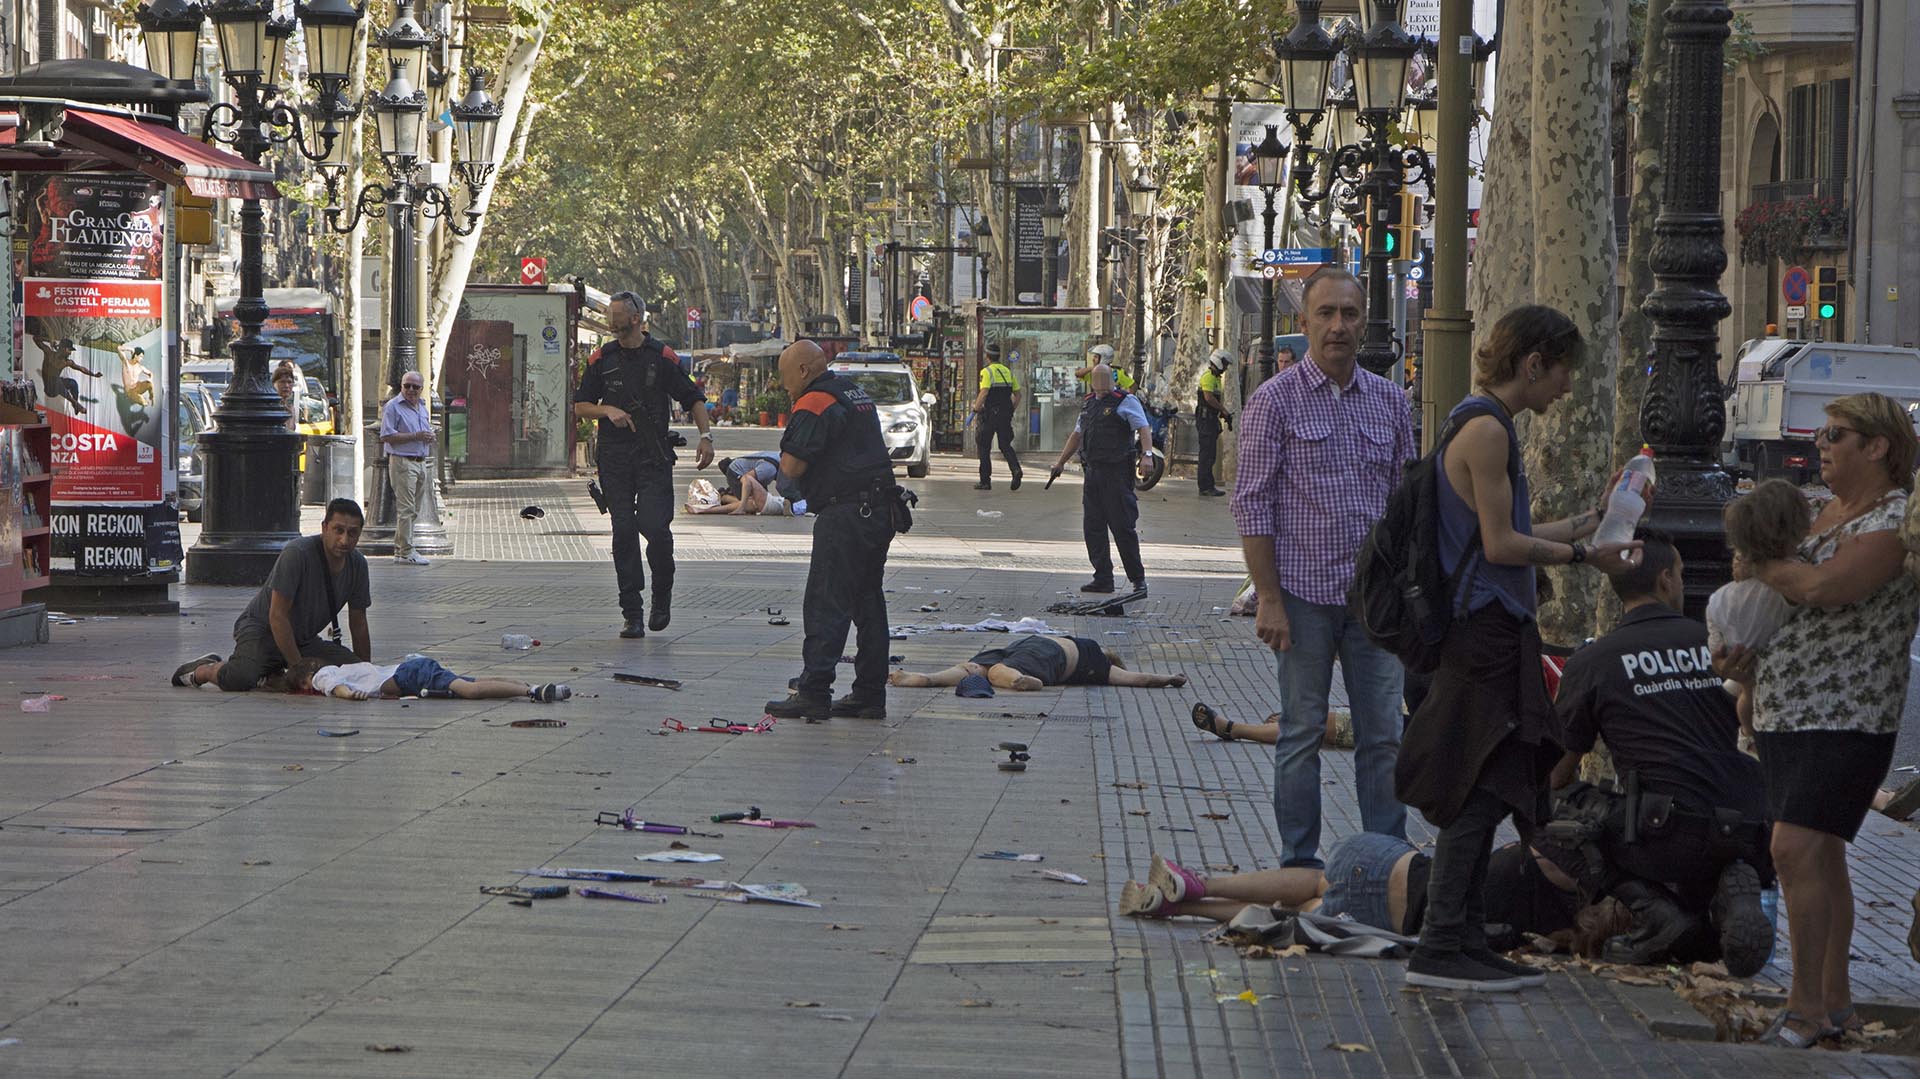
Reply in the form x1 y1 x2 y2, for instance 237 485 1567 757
1349 402 1501 673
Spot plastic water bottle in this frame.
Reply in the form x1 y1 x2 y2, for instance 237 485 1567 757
1759 886 1781 966
1593 447 1657 550
501 634 536 651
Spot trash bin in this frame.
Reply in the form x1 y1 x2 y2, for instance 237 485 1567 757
301 434 357 505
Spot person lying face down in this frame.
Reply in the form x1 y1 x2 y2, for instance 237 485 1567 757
285 655 570 703
888 634 1187 691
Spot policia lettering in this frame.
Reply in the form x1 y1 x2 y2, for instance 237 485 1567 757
573 316 707 634
769 349 903 719
972 343 1023 490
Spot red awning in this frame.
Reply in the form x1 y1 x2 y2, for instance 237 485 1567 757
0 106 279 199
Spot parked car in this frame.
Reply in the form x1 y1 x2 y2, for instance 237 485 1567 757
829 351 934 478
177 382 218 522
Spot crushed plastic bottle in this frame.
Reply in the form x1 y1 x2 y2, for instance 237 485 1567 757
501 634 537 650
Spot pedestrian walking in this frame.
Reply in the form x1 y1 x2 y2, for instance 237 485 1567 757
1196 348 1232 496
1397 304 1641 993
1230 268 1414 872
380 371 434 565
972 340 1023 490
765 340 899 721
169 498 372 692
1049 363 1152 594
572 291 713 638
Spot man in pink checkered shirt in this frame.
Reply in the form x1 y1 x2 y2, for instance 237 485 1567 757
1230 269 1416 869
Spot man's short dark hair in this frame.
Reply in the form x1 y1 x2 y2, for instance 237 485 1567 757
1301 268 1364 313
1609 528 1678 602
322 498 365 526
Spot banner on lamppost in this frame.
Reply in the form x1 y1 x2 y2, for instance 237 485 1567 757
1012 185 1047 305
1229 103 1289 279
17 173 176 574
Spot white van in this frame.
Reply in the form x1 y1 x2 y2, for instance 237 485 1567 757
828 351 935 478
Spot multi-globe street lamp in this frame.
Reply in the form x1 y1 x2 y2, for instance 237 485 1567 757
137 0 365 585
1040 187 1066 307
1250 124 1287 383
1273 0 1431 379
1104 173 1158 383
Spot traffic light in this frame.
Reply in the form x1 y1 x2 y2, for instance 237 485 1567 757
1375 191 1400 256
1816 266 1839 321
1396 190 1422 260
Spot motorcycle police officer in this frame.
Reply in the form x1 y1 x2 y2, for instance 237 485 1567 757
972 340 1023 490
765 340 899 721
1196 348 1232 496
573 291 712 638
1049 363 1153 594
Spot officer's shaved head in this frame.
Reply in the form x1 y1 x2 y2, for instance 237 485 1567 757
1089 363 1115 394
778 339 828 396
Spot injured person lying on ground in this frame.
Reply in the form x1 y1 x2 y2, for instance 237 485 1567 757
281 655 572 703
888 634 1187 691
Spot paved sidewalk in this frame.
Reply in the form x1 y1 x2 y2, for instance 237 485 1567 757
1 446 1917 1077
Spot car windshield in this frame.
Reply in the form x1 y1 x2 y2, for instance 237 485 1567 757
300 396 330 425
846 370 914 404
178 398 206 442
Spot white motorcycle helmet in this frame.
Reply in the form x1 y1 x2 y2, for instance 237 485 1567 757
1207 348 1233 372
1086 344 1116 365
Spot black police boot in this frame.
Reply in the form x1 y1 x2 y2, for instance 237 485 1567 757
766 693 830 721
830 694 886 719
973 481 991 491
620 617 646 639
1602 880 1700 966
649 590 671 632
1080 579 1115 594
1009 466 1023 491
1711 861 1773 978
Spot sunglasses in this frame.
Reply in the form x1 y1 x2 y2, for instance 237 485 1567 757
1815 424 1858 443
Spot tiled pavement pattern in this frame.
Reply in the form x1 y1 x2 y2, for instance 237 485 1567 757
1 440 1917 1077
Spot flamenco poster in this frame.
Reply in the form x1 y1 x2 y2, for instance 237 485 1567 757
19 174 169 505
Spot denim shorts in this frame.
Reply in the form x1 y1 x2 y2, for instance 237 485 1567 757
1319 832 1418 932
392 656 468 696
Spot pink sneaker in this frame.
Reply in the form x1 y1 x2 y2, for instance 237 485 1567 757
1119 880 1170 918
1149 854 1206 904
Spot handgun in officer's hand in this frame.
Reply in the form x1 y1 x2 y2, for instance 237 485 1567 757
1224 413 1234 430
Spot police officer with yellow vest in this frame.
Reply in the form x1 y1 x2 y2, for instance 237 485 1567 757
1075 343 1136 392
1196 348 1233 497
972 340 1023 490
766 340 899 721
1049 363 1154 594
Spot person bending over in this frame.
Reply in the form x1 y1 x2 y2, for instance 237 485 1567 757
286 656 570 703
889 635 1187 691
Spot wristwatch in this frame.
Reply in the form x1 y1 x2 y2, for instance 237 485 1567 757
1569 541 1587 565
699 433 714 442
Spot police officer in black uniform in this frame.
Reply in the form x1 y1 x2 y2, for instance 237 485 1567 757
1548 531 1774 976
573 291 712 638
765 340 898 721
1048 363 1154 594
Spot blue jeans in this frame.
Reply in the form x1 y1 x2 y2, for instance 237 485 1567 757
1272 588 1408 868
1320 832 1418 933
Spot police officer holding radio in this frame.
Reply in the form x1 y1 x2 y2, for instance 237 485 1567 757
1049 363 1153 594
573 291 712 639
1196 348 1233 496
765 340 900 721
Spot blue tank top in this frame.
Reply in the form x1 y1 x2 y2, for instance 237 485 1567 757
1436 395 1536 620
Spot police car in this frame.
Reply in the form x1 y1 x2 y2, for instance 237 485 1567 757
829 351 934 478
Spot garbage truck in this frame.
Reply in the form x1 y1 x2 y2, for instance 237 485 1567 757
1725 338 1920 485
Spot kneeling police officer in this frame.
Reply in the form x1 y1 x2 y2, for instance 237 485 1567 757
765 340 900 721
1048 363 1153 595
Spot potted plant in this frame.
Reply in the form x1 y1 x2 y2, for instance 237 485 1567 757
750 388 791 426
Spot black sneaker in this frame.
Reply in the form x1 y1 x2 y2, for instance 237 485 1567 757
973 481 991 491
620 618 646 639
649 591 671 632
765 694 830 721
1463 948 1548 987
1200 488 1226 497
1126 580 1147 594
1405 948 1530 992
1080 580 1115 594
171 652 222 687
531 683 572 703
1711 861 1773 978
830 694 886 719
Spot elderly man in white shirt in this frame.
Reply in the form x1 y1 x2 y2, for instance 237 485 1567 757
380 373 435 565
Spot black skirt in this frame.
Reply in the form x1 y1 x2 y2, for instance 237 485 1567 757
1753 729 1897 842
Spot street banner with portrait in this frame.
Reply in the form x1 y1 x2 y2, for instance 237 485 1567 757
1228 103 1291 279
19 174 169 506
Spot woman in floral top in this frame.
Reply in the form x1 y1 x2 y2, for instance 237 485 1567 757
1716 392 1919 1049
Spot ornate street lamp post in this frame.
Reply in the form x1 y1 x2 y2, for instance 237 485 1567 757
1640 0 1735 616
1252 125 1288 383
1040 187 1065 307
1125 173 1157 383
138 0 365 585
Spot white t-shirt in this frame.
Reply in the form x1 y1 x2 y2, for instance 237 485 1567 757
312 661 399 696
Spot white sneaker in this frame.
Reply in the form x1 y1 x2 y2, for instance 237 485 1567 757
395 553 430 565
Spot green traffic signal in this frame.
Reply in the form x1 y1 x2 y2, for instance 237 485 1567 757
1819 302 1836 319
1384 231 1396 255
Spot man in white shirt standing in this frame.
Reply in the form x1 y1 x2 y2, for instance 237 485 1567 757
381 373 434 566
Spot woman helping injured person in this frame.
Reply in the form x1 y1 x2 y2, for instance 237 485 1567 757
888 634 1187 691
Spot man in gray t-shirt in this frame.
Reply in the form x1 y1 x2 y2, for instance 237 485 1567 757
170 499 374 692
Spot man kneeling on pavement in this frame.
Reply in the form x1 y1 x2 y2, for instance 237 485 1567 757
1548 530 1775 976
171 498 371 691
